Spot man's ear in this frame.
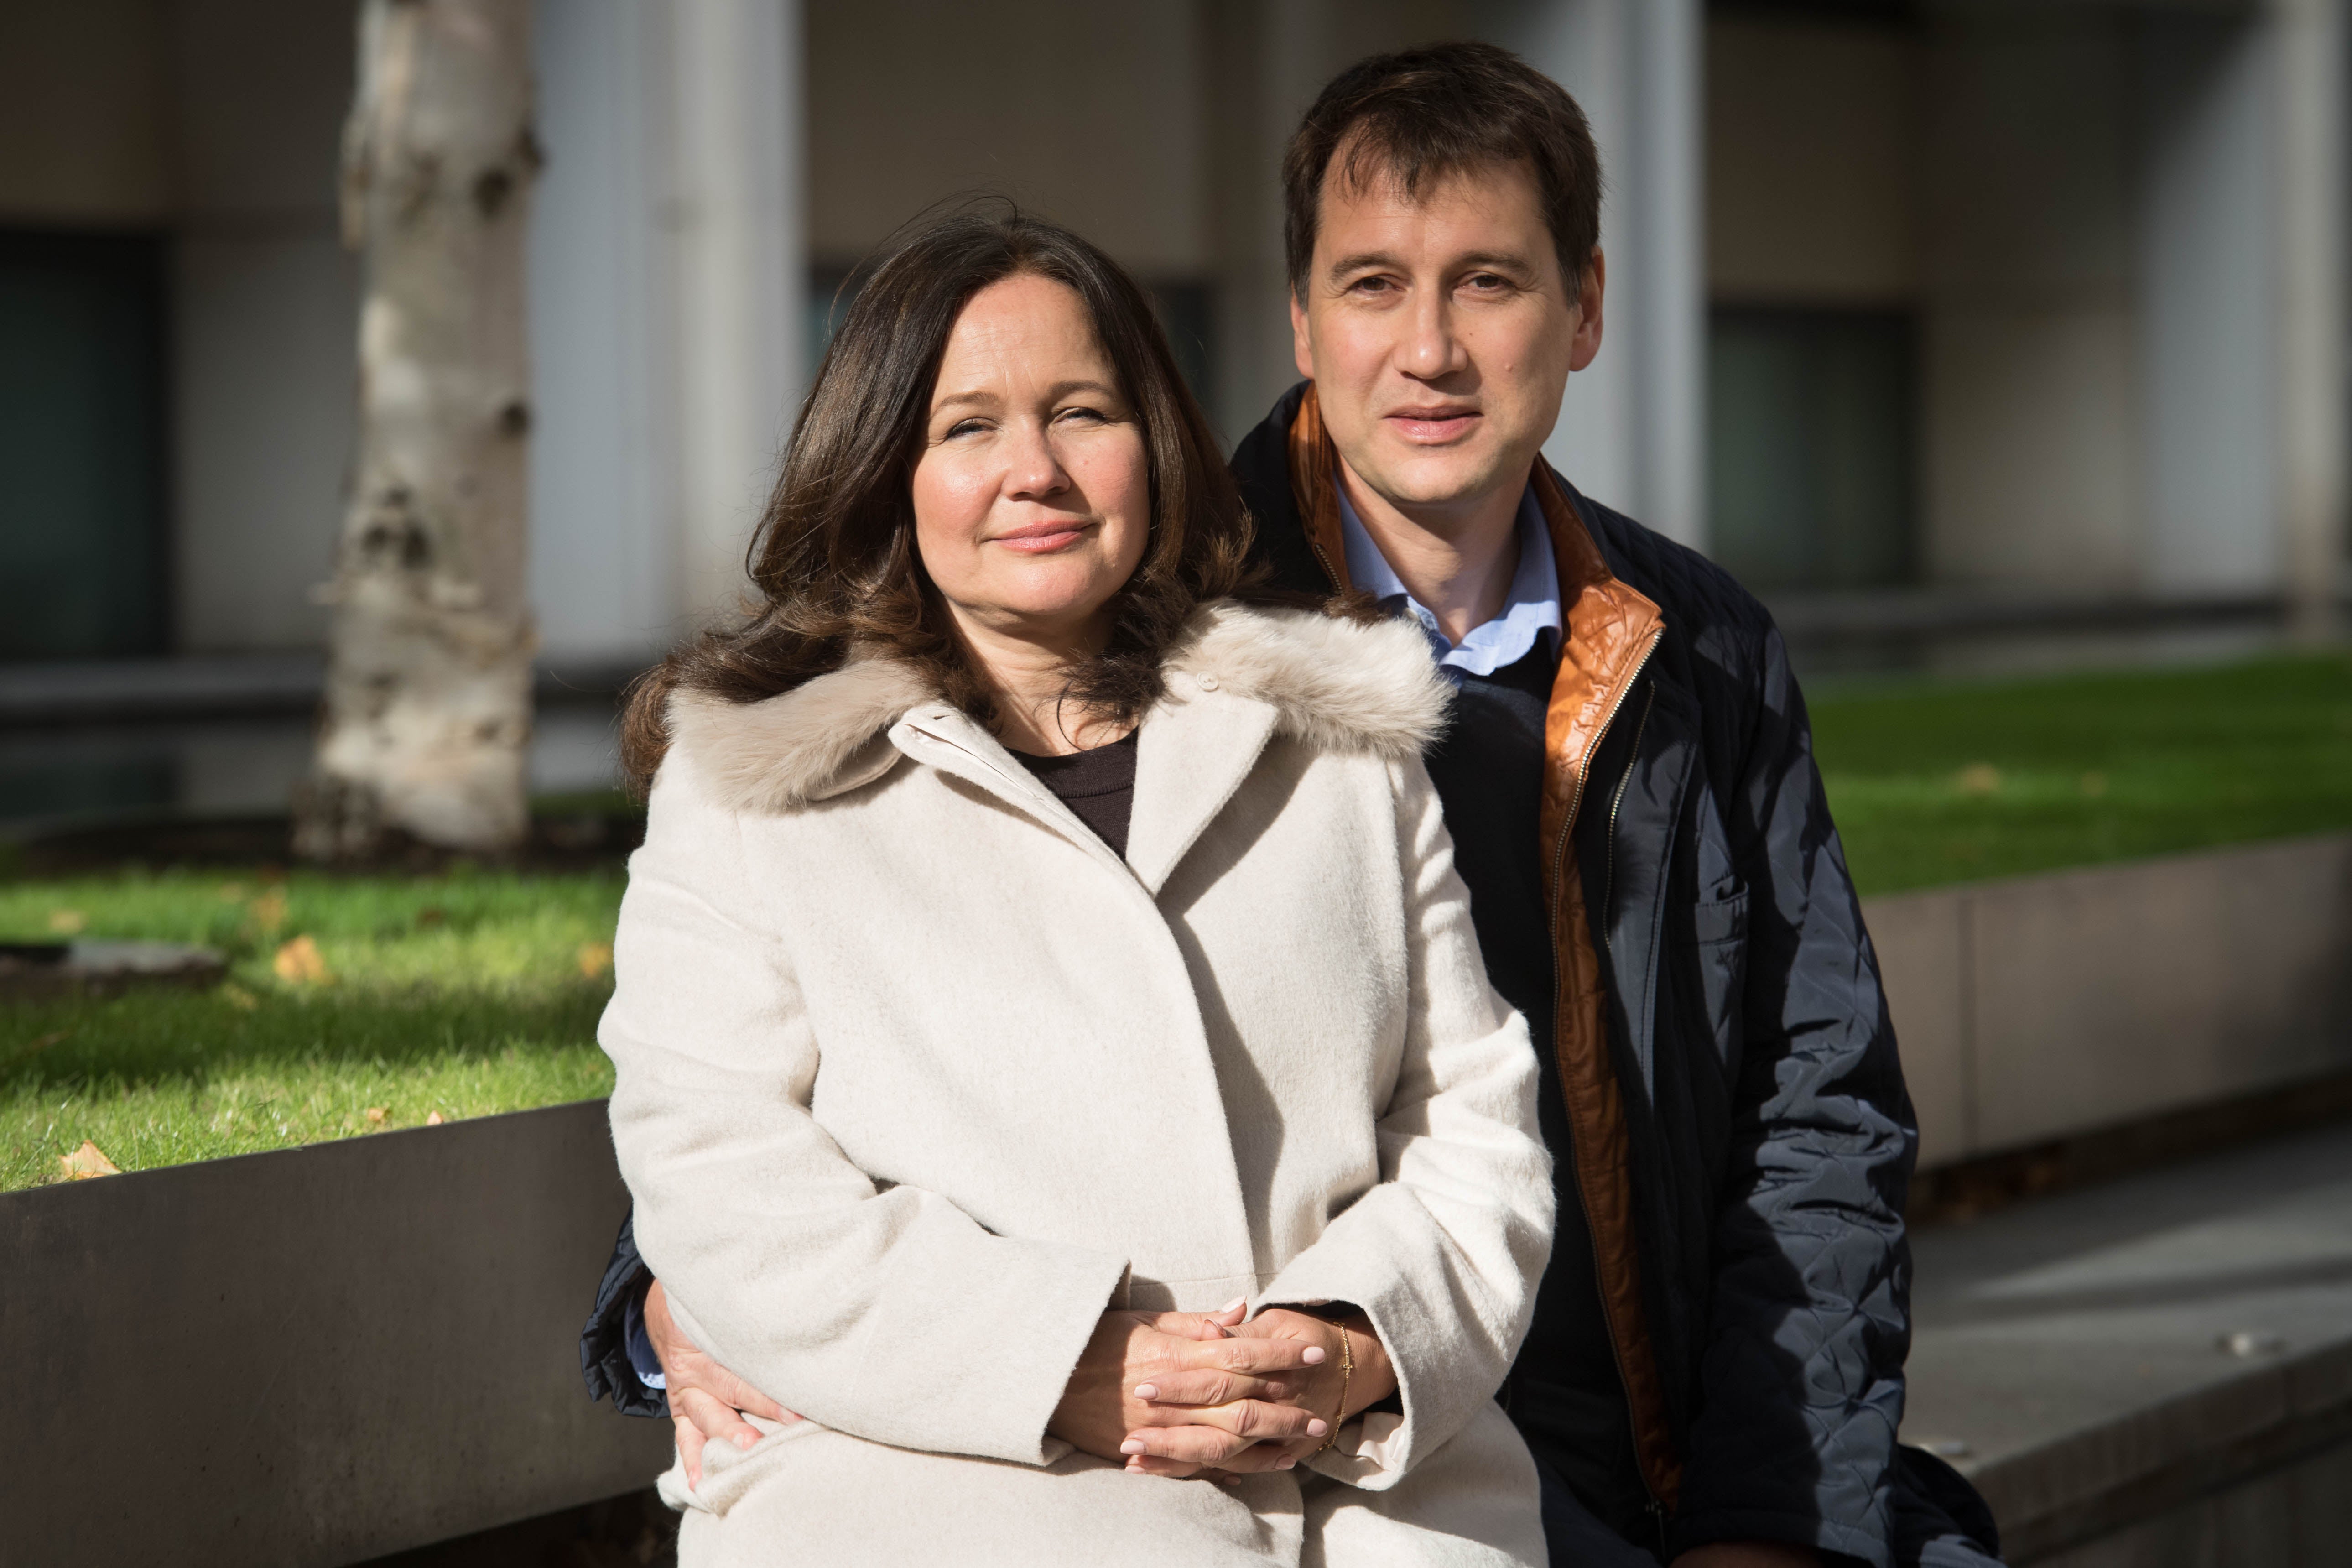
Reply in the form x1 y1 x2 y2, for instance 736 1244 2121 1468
1290 289 1316 382
1569 247 1606 374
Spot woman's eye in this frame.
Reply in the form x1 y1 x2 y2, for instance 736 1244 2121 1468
1057 405 1108 425
943 418 987 439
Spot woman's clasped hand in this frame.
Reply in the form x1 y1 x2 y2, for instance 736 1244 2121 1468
1047 1302 1400 1479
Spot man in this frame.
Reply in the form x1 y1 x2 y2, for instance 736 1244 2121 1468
584 41 2002 1568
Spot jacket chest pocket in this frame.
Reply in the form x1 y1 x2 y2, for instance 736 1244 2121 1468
1689 889 1748 1063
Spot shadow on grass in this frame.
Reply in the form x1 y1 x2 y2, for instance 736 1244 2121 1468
0 863 626 1187
0 977 614 1090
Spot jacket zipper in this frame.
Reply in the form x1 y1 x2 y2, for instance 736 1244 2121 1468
1600 680 1657 953
1546 626 1664 1518
1306 534 1341 594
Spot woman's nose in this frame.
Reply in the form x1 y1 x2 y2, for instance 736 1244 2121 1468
1002 422 1071 500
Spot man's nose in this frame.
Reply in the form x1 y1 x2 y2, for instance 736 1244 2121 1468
1401 292 1467 380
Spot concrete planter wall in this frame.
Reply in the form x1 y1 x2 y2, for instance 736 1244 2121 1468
5 834 2348 1564
0 1101 668 1568
1867 833 2352 1169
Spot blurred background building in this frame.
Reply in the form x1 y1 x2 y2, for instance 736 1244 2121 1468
0 0 2345 815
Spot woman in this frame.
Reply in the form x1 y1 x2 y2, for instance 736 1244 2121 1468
602 210 1553 1566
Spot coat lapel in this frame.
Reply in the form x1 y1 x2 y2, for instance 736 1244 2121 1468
889 703 1134 880
888 684 1288 900
1124 676 1280 896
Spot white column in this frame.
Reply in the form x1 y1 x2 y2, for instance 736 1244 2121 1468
1630 0 1705 553
2273 0 2346 637
2136 12 2276 599
1205 0 1342 444
666 0 806 627
1490 0 1707 550
529 0 674 662
527 0 804 655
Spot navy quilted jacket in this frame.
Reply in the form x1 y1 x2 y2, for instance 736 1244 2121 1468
1228 385 1998 1568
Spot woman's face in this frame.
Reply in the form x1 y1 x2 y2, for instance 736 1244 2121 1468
911 273 1151 649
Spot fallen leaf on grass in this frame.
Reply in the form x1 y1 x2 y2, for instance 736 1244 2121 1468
425 1110 445 1126
47 909 85 934
58 1140 120 1180
415 906 448 929
249 888 289 935
364 1106 387 1125
272 934 333 985
578 942 614 979
1955 763 2002 797
219 982 260 1011
1 1030 70 1069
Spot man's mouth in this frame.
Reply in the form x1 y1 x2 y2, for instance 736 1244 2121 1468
1385 407 1481 443
993 519 1094 554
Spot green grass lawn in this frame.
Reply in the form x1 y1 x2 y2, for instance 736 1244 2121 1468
1 865 621 1190
4 649 2349 1190
1812 650 2352 896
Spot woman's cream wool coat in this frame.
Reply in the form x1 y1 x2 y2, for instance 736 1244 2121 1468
602 604 1556 1567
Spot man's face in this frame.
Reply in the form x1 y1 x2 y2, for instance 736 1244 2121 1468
1291 154 1602 526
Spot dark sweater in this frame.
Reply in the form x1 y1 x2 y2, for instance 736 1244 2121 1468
1009 730 1138 859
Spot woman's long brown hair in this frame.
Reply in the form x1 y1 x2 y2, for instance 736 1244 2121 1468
618 208 1278 794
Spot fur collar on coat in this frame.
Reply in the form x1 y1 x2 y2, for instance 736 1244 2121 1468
667 602 1452 816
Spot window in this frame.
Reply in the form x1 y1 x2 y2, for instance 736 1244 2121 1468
1707 306 1917 592
0 229 169 660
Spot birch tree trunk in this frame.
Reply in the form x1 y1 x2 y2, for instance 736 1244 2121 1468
297 0 539 860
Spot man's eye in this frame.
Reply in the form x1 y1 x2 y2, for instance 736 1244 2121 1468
1348 275 1396 295
1463 273 1510 293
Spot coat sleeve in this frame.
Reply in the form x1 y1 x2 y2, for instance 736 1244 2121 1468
600 757 1130 1466
1669 623 1915 1566
1256 755 1555 1491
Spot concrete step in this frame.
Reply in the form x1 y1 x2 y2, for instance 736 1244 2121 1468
1906 1118 2352 1564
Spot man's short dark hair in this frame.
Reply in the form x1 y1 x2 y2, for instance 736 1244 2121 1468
1283 41 1602 296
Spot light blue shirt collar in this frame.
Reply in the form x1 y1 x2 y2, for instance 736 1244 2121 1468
1336 480 1563 678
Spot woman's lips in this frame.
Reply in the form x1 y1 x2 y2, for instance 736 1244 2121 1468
1387 408 1481 443
992 520 1093 554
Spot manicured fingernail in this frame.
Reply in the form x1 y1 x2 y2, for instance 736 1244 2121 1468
1306 1419 1328 1436
1120 1439 1146 1455
1302 1346 1327 1364
1218 1297 1247 1313
1134 1382 1159 1401
733 1433 754 1448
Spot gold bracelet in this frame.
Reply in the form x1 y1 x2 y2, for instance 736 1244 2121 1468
1313 1323 1354 1454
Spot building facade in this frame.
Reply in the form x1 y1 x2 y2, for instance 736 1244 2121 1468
0 0 2342 682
